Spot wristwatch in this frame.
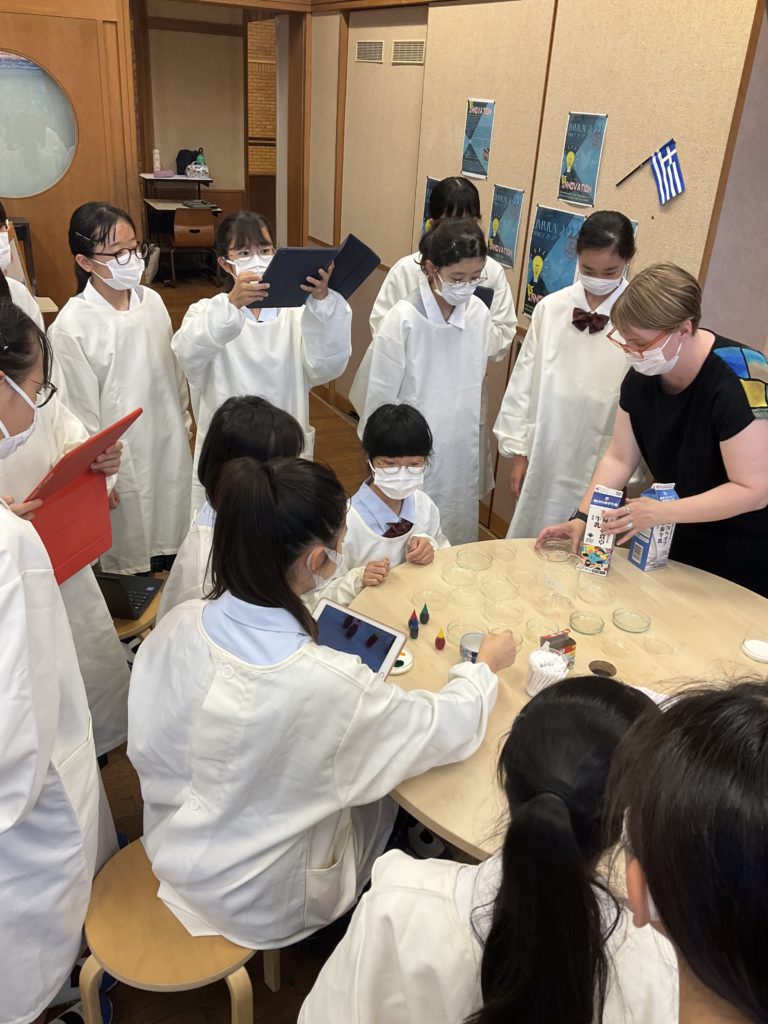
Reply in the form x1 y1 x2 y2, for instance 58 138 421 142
569 509 588 523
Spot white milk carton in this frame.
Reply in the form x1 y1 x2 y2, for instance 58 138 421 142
628 483 679 571
580 485 623 576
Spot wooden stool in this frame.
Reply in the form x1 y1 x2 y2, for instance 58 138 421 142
80 840 281 1024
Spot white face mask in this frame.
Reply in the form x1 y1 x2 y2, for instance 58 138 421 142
625 332 684 376
0 374 37 459
369 461 425 500
578 270 625 297
306 544 343 591
436 274 477 306
93 252 145 291
0 232 11 272
227 253 272 277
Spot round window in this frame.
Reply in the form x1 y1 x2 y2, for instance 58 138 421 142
0 50 77 199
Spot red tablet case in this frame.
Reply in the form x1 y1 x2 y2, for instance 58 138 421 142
26 408 143 584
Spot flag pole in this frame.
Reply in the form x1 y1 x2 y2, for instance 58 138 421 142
615 156 652 188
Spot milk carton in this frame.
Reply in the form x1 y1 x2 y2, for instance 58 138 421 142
628 483 679 571
580 485 623 576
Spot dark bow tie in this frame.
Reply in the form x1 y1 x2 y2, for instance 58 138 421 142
382 519 413 539
572 307 609 334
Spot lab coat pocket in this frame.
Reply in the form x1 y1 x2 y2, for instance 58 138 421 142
304 817 357 930
54 720 100 876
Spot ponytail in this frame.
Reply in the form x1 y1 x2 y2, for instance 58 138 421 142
470 793 610 1024
207 456 347 639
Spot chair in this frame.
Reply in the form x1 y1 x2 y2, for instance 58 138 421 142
168 207 216 283
79 840 281 1024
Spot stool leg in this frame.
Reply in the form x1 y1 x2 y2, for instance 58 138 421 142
79 955 105 1024
262 949 281 993
225 965 253 1024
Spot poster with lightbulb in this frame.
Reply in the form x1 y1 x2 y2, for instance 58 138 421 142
557 112 608 207
523 205 585 316
461 98 495 179
421 176 439 234
487 185 524 269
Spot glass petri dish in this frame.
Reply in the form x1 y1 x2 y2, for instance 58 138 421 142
612 608 651 634
453 586 481 609
508 567 536 589
525 617 561 644
487 541 517 563
643 636 673 656
447 619 485 647
536 538 575 562
570 611 605 635
537 591 575 616
577 575 616 606
603 639 631 658
457 547 493 572
484 599 526 628
479 577 521 602
411 587 450 613
442 564 477 588
489 626 524 647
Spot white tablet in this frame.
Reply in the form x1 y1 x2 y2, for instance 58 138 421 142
313 599 407 678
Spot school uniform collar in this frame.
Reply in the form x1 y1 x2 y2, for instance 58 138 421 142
419 276 467 329
570 276 628 317
243 305 279 324
83 278 142 310
215 591 309 635
353 481 416 534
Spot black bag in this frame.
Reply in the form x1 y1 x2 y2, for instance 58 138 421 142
175 149 200 175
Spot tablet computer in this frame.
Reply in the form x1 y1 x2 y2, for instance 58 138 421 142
313 599 407 678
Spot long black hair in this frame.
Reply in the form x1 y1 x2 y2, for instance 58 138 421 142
468 676 655 1024
0 302 52 387
198 396 305 508
208 456 347 638
610 682 768 1021
418 218 487 273
68 202 136 295
214 210 273 292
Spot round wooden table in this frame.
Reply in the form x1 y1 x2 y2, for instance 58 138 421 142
350 540 768 859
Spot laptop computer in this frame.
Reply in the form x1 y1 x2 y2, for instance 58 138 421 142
95 571 163 620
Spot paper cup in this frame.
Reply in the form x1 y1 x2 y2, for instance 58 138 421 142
526 647 569 697
460 631 485 663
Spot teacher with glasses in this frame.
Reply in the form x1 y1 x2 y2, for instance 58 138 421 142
537 263 768 597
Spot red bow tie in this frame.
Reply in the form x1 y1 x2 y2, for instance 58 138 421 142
572 307 609 334
383 519 413 539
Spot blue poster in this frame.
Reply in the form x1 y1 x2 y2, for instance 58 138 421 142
487 185 524 269
558 112 608 208
421 176 439 234
524 205 585 316
461 98 495 180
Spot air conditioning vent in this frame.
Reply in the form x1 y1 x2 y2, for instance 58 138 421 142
392 39 425 65
355 40 384 63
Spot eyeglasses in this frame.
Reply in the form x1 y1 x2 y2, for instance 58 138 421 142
228 246 276 260
371 462 425 476
607 327 670 357
89 241 150 265
26 379 57 408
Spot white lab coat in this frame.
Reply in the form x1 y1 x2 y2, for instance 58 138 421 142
299 850 679 1024
340 489 450 572
494 281 629 538
0 503 115 1024
0 397 129 755
171 291 352 517
128 596 499 949
370 254 517 497
6 277 44 330
49 283 193 573
350 279 506 545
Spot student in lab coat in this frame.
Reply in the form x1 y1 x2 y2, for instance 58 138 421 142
351 219 507 545
340 402 449 587
128 456 517 949
494 211 636 538
0 303 116 1024
299 676 678 1024
172 210 352 517
370 178 517 501
49 201 193 573
611 684 768 1024
157 394 305 621
0 204 44 330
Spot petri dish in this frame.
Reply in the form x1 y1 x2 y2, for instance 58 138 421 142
457 547 493 572
442 564 477 588
742 638 768 664
643 636 674 656
484 599 526 627
453 586 481 609
603 639 631 658
525 617 561 644
577 575 616 606
612 608 651 634
411 587 450 613
570 611 604 635
447 619 485 647
489 626 524 647
536 537 575 562
479 577 521 602
508 567 536 589
487 541 517 563
537 591 575 616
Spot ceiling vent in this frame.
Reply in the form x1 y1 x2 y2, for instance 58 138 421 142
355 40 384 63
392 39 426 65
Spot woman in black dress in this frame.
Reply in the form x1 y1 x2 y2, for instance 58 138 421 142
537 262 768 597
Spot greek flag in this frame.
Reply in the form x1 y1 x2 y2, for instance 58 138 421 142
650 139 685 205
